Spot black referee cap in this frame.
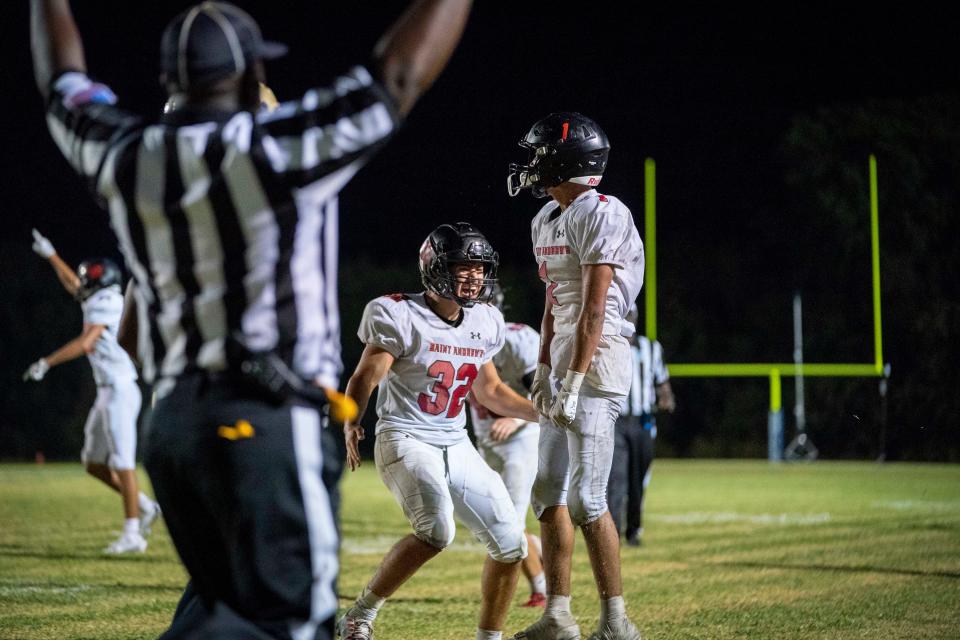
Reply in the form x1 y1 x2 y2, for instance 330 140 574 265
161 2 287 92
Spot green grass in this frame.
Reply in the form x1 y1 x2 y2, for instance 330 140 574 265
1 461 959 639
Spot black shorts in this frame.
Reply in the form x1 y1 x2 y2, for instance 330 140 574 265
145 373 337 639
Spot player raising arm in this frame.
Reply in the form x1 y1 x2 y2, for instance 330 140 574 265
24 230 160 554
339 223 538 640
31 0 476 634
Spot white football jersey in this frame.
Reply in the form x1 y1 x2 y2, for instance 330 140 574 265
358 293 505 447
81 285 139 386
469 322 540 445
531 189 644 337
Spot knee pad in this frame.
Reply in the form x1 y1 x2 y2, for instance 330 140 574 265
484 524 528 563
567 482 607 526
531 472 567 520
412 512 456 550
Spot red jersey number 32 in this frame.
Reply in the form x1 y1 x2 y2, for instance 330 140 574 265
418 361 479 418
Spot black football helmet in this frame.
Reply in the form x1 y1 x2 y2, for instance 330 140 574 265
76 258 123 301
507 112 610 198
419 223 499 308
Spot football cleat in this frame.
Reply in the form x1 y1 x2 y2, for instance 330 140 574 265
104 532 147 554
586 619 641 640
337 613 374 640
140 503 162 538
521 593 547 608
512 612 580 640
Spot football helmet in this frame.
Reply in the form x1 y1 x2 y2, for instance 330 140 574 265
419 223 499 308
76 258 122 301
507 112 610 198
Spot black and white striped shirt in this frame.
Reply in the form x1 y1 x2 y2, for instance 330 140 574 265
46 66 399 386
620 336 669 417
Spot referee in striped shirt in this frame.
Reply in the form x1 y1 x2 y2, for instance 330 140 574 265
31 1 473 637
607 316 675 547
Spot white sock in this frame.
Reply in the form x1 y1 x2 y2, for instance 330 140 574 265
546 594 571 617
352 586 386 621
531 572 547 595
138 493 155 514
476 630 501 640
600 595 626 626
123 518 140 535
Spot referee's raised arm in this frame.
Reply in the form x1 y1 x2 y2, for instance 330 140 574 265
374 0 474 116
30 0 86 99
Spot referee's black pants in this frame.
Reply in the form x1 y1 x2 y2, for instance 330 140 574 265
145 374 337 640
607 415 655 539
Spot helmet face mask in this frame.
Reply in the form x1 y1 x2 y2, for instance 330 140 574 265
508 143 555 198
507 112 610 198
76 258 122 301
419 223 499 308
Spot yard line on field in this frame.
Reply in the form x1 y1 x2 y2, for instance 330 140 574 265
872 500 960 512
0 583 92 597
651 512 832 525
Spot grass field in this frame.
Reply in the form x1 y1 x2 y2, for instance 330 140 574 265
1 460 958 639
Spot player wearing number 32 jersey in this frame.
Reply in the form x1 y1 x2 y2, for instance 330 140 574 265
339 223 539 640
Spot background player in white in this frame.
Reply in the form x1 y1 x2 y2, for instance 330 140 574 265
24 230 160 554
507 113 645 640
468 284 547 608
339 223 540 640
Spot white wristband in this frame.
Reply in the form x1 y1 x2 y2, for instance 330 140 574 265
562 370 585 394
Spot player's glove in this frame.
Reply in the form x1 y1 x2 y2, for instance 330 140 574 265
549 370 584 428
23 358 50 382
530 363 553 416
31 229 56 259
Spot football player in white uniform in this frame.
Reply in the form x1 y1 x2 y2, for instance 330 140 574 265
507 113 646 640
24 230 161 554
468 285 547 608
338 223 540 640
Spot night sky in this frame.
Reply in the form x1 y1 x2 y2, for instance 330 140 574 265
5 2 956 265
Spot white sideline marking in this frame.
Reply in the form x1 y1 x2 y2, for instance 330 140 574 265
651 512 832 525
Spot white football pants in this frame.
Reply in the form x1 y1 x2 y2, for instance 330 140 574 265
375 431 527 562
